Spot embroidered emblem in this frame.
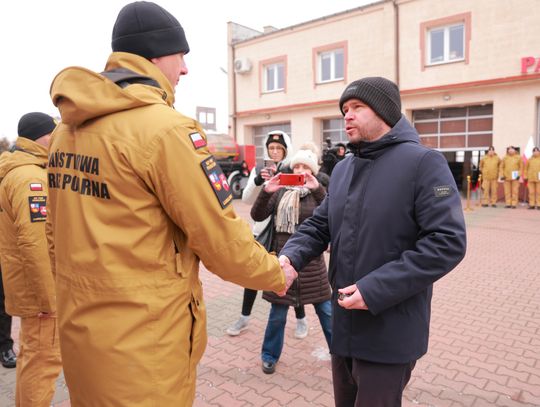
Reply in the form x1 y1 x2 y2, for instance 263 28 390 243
190 132 207 149
433 185 452 198
28 196 47 222
200 156 232 208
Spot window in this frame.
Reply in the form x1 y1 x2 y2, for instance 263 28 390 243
322 118 347 147
264 62 285 92
313 41 347 86
427 24 464 65
412 104 493 150
318 49 344 82
420 12 471 70
196 106 216 131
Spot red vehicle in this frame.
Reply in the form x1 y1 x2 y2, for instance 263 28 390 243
206 132 255 199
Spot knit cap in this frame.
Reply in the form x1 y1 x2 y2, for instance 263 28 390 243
290 144 320 175
112 1 189 59
339 77 402 127
17 112 57 141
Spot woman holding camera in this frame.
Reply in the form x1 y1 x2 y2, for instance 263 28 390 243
226 131 310 338
250 146 332 374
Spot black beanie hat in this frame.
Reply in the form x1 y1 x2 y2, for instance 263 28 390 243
17 112 57 141
265 132 288 151
339 77 402 127
112 1 190 59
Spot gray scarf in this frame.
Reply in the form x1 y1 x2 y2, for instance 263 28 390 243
275 186 311 234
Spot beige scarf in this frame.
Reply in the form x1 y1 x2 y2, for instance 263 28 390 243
275 186 311 234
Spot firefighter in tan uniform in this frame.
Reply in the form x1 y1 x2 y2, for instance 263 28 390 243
499 146 524 208
46 2 296 406
524 146 540 209
479 146 500 207
0 113 62 406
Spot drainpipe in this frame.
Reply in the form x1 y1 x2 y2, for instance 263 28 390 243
393 0 400 87
227 22 238 141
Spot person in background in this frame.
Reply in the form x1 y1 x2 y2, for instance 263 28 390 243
0 112 62 406
479 146 500 207
227 131 309 339
46 2 296 405
524 146 540 209
280 77 466 406
499 146 524 208
251 146 332 374
0 264 16 369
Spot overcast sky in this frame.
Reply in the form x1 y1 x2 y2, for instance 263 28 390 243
0 0 374 141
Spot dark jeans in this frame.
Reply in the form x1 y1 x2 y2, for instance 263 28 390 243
241 288 305 319
0 268 14 352
261 301 332 364
332 355 416 407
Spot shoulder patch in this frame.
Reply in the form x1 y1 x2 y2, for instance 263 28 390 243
200 156 232 209
28 196 47 222
189 132 207 149
30 183 43 191
433 185 453 198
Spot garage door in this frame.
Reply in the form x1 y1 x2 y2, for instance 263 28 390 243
412 104 493 150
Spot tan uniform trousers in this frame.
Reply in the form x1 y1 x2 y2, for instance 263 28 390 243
504 180 520 207
528 181 540 207
16 316 62 407
481 179 499 205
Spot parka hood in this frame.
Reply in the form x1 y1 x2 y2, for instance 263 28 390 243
0 137 48 182
262 130 293 167
50 52 175 126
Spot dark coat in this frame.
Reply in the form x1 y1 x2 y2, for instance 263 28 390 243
280 117 467 364
251 185 331 307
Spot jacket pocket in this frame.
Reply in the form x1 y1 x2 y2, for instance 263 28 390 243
188 290 207 376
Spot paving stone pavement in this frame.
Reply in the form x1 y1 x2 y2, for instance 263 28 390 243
0 199 539 406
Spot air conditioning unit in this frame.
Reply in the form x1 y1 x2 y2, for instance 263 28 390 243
234 57 252 74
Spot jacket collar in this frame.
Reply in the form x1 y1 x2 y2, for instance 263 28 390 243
347 116 420 159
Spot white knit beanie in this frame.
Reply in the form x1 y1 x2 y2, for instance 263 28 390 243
290 148 319 175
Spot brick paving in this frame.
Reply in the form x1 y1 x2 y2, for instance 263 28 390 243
0 198 539 406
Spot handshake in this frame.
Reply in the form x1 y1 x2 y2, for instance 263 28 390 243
275 255 298 297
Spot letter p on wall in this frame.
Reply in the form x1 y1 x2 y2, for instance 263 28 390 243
521 56 540 74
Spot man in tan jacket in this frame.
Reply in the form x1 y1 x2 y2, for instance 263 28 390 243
499 146 524 208
479 146 500 207
524 146 540 209
0 112 62 406
47 2 296 406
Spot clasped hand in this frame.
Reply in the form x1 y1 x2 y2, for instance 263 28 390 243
275 255 298 296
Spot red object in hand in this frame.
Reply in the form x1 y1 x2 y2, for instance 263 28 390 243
279 174 305 186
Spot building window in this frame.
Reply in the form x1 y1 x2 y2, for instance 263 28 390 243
412 104 493 150
196 106 216 131
322 118 347 147
427 24 464 65
313 41 348 86
420 12 471 70
260 57 286 93
319 49 344 82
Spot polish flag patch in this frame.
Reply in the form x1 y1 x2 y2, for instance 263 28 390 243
30 183 43 191
189 132 207 149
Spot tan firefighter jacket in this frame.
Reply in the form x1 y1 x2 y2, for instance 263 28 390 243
479 154 500 181
48 52 285 406
0 137 55 317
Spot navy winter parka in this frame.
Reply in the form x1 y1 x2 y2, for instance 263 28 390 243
280 117 466 364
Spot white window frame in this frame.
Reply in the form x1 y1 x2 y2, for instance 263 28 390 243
318 48 344 83
264 62 284 93
427 23 465 66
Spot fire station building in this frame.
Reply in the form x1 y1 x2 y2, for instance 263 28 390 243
226 0 540 189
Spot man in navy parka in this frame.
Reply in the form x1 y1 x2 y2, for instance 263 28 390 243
279 77 466 406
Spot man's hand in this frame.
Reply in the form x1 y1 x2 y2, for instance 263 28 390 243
337 284 368 310
275 255 297 296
